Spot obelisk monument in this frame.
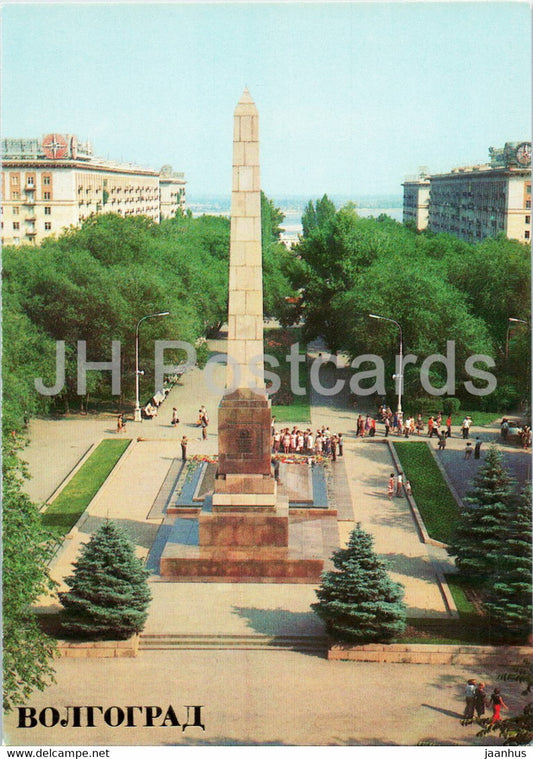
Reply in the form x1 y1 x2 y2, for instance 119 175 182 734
213 88 276 506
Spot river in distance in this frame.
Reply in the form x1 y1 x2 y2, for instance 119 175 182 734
188 194 403 245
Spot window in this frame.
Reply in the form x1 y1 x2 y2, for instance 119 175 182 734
526 231 530 239
11 191 19 200
13 207 19 215
527 185 532 195
11 175 19 185
44 192 51 200
26 176 35 187
43 176 51 185
44 206 51 215
526 216 531 224
13 222 19 230
44 222 52 230
527 200 531 209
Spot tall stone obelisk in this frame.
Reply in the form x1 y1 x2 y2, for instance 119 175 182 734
214 88 275 505
226 87 265 394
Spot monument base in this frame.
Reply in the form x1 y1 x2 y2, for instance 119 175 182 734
159 510 333 583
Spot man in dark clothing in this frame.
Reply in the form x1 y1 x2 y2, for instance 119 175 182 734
474 438 482 459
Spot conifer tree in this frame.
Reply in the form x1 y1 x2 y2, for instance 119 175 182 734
59 521 151 639
448 445 516 583
484 486 532 641
312 524 406 643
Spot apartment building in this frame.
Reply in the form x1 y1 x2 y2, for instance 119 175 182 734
402 142 531 243
1 134 186 245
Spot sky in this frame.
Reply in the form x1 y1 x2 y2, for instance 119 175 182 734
1 1 531 200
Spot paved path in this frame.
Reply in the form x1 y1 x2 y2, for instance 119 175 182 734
3 650 526 746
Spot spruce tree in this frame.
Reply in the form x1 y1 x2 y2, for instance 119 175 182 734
312 524 406 643
59 520 151 640
448 445 516 583
484 486 532 641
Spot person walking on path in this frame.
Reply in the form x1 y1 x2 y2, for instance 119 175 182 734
463 679 477 719
437 432 447 451
474 437 482 459
117 414 123 433
474 682 488 718
171 407 179 426
181 436 188 461
465 442 473 459
446 415 452 437
387 473 395 500
489 688 508 724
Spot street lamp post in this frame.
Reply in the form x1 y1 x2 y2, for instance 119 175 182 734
505 317 528 360
368 313 403 414
134 311 170 422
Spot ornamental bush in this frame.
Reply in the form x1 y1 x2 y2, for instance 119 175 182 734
59 520 151 640
312 524 406 643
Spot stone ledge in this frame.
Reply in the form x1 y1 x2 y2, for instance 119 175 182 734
57 635 139 658
328 643 532 664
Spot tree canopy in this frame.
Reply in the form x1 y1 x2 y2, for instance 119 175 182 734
292 197 531 410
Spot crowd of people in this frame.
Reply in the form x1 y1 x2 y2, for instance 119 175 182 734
271 423 343 460
463 679 508 723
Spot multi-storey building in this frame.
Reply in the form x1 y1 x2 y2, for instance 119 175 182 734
402 171 430 230
402 142 531 243
1 134 186 245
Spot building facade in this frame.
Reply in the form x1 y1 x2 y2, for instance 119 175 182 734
1 134 186 246
402 142 531 243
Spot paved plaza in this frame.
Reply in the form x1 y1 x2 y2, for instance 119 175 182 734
8 335 530 746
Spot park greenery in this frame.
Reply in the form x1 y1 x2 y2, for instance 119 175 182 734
291 195 531 413
59 520 151 640
449 447 532 642
312 523 406 643
42 439 131 538
393 441 460 543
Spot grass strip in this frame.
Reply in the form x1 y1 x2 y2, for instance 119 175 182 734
444 573 478 616
42 439 131 538
393 441 460 544
265 327 311 424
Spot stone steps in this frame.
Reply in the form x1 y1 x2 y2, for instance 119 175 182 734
139 633 328 654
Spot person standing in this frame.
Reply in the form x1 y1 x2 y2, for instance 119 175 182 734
396 472 403 497
463 679 476 719
490 688 508 724
474 682 488 718
171 407 179 426
446 415 452 437
437 432 446 451
461 416 471 439
384 416 390 438
337 433 343 456
474 438 482 459
181 435 188 461
387 474 395 500
465 442 473 459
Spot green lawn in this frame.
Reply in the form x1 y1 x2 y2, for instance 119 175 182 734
444 573 478 616
265 327 311 424
42 439 131 538
457 410 502 427
393 441 460 544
